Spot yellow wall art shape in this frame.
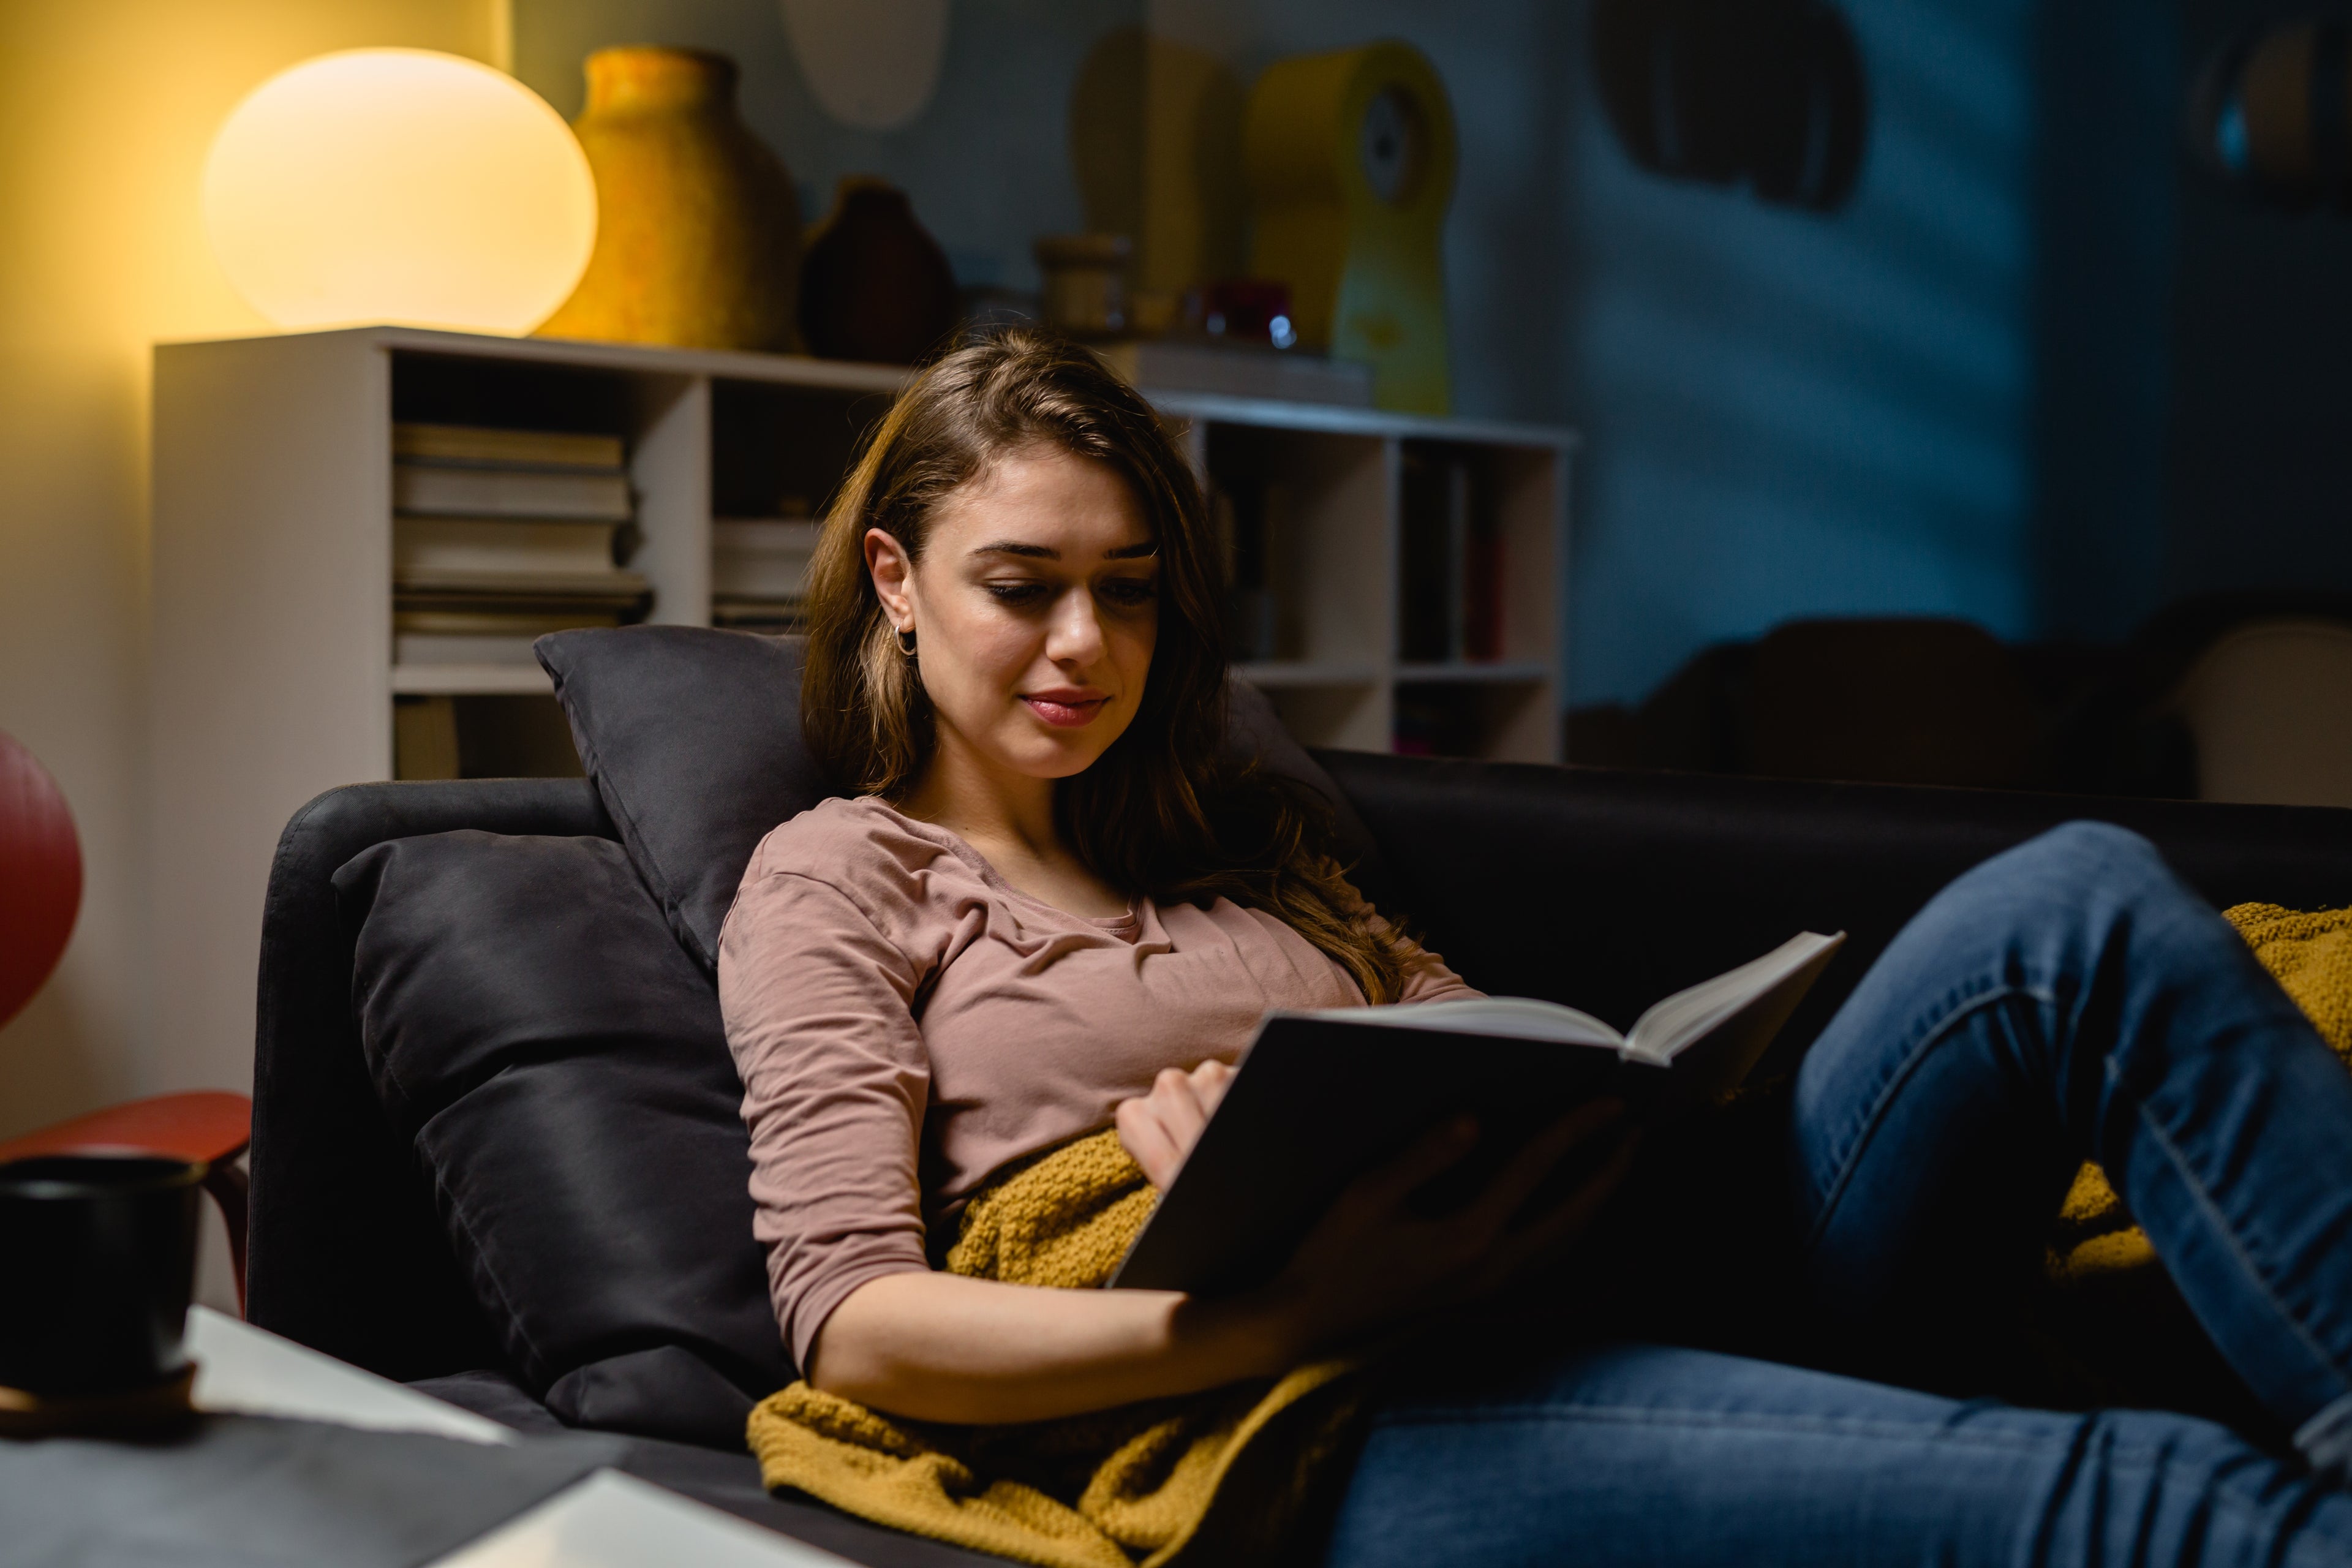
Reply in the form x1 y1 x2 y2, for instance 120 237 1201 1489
1243 40 1457 415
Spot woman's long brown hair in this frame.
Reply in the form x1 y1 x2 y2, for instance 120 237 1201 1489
799 328 1415 1002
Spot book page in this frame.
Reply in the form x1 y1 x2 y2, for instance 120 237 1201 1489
1624 932 1844 1065
1300 995 1623 1047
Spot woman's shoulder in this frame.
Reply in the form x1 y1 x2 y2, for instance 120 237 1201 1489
739 794 976 908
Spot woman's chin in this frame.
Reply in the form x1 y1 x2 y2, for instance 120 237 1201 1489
996 725 1122 780
1023 744 1115 780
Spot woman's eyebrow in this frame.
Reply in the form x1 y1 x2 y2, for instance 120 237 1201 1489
967 540 1160 560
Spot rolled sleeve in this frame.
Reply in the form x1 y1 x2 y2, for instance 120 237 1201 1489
718 870 935 1370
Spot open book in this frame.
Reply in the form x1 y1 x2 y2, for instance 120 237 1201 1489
1109 930 1844 1295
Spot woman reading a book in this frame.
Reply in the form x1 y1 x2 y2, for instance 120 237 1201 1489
720 330 2352 1564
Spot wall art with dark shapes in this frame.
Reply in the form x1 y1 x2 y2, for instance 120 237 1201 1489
1590 0 1869 213
2191 15 2352 211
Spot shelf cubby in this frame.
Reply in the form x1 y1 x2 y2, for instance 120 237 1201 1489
393 692 584 782
711 377 894 521
1394 673 1555 761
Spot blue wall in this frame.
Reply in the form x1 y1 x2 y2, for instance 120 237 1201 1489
2166 0 2352 612
2030 0 2176 643
1559 0 2040 701
513 0 2193 707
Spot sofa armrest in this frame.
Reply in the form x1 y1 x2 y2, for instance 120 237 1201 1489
249 779 615 1377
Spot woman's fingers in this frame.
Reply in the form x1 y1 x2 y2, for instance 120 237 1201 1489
1483 1124 1642 1283
1188 1058 1235 1119
1116 1062 1238 1190
1464 1099 1627 1238
1152 1067 1213 1155
1114 1095 1184 1189
1349 1114 1481 1215
1268 1099 1642 1356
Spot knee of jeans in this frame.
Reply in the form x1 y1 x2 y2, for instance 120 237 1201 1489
1941 822 2173 954
2029 819 2156 862
2003 821 2166 899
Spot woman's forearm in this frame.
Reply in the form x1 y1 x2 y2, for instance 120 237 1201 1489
807 1271 1303 1425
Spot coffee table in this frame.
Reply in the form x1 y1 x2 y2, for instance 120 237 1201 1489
186 1306 854 1566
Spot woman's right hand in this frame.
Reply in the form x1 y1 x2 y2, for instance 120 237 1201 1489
1117 1059 1237 1191
1251 1098 1639 1359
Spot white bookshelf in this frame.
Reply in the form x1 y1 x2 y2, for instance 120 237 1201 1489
149 326 1575 1092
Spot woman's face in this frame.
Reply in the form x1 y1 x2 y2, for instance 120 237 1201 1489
866 445 1159 786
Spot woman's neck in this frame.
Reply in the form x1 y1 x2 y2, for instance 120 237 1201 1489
894 731 1061 864
892 732 1130 920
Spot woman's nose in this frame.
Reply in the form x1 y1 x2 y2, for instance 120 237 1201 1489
1044 587 1106 665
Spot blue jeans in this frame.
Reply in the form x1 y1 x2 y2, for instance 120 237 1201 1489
1325 823 2352 1566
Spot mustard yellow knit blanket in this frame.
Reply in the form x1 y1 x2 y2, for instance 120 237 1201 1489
2048 902 2352 1283
746 1131 1366 1568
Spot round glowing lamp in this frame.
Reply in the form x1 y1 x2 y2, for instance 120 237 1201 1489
203 49 597 334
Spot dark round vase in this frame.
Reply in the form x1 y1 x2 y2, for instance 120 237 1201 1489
0 1153 202 1395
797 178 961 366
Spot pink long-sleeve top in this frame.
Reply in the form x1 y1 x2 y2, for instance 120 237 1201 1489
716 793 1478 1368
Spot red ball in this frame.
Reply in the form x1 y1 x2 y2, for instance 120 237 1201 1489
0 729 81 1031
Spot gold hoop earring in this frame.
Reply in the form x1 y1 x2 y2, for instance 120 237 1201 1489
896 625 918 657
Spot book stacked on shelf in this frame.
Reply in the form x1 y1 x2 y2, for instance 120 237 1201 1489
392 423 649 666
711 515 823 633
1211 480 1295 663
1397 449 1502 665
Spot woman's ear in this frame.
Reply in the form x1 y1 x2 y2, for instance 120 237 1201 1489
865 527 916 631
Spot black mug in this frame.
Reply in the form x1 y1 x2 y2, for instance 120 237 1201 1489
0 1153 203 1396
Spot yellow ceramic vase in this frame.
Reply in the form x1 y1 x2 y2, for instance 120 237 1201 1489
537 48 801 351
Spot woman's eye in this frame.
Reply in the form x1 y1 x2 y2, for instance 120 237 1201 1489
983 581 1050 606
1099 578 1158 608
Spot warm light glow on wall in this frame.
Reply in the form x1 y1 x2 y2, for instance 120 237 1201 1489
202 48 595 334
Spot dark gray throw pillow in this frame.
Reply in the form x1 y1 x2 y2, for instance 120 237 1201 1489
536 624 1392 968
537 627 836 971
334 830 791 1449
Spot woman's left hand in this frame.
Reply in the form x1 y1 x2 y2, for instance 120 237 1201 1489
1115 1059 1235 1189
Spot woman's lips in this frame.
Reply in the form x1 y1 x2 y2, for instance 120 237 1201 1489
1022 694 1107 728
